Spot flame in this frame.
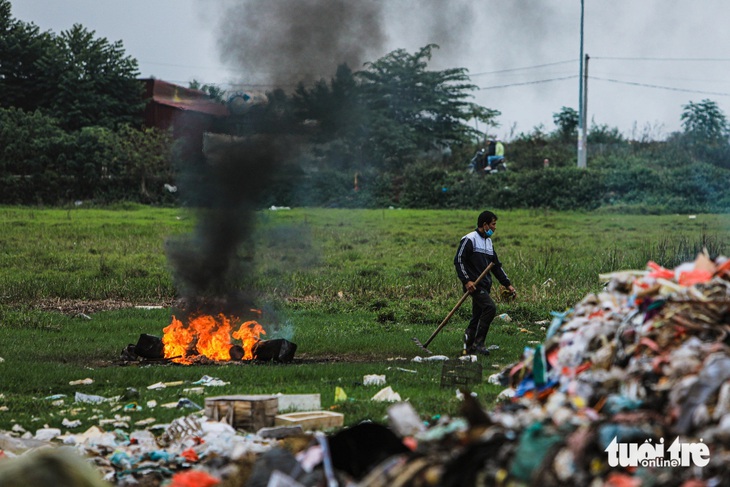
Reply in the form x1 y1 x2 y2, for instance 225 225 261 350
163 313 266 364
233 320 266 360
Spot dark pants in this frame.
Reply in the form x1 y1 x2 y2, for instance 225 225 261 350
464 288 497 349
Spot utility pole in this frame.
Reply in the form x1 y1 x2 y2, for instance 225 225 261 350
582 53 589 162
577 0 587 168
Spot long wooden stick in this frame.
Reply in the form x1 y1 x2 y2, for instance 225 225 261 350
418 262 495 350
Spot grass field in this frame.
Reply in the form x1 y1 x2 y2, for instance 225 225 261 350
1 205 728 434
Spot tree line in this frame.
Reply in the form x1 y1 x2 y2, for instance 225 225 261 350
2 0 730 212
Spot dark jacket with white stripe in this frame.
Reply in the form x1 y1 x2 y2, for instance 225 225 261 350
454 229 511 292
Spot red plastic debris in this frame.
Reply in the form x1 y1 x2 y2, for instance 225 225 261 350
181 448 200 463
678 269 713 286
169 470 219 487
603 472 641 487
647 261 674 279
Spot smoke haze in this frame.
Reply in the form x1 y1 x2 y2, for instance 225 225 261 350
217 0 387 87
215 0 489 88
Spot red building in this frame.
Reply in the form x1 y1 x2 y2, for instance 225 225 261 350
141 78 229 145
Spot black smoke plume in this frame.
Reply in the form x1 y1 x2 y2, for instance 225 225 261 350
216 0 387 87
171 0 486 317
166 134 291 317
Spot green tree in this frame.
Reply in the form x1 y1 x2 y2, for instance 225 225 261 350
293 64 361 139
111 125 174 201
681 99 729 146
0 107 64 177
552 106 578 142
48 24 144 131
679 99 730 168
356 44 493 168
1 2 144 131
588 122 625 144
0 0 57 111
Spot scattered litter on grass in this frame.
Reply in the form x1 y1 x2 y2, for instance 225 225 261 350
61 418 82 429
3 254 730 486
411 355 449 362
176 399 202 410
191 376 229 387
455 389 477 400
387 402 425 437
363 374 386 386
371 386 401 402
147 381 184 390
387 366 417 374
334 387 347 403
69 378 94 386
75 392 113 404
33 428 61 441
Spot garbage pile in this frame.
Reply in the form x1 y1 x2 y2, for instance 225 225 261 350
1 253 730 486
475 252 730 486
322 251 730 486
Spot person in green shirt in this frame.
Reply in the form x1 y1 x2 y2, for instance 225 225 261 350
486 140 505 171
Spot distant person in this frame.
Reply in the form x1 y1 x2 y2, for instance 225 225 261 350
453 210 516 355
543 158 550 168
486 140 505 171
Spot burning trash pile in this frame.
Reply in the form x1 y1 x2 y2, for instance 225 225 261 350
121 311 297 364
2 253 730 486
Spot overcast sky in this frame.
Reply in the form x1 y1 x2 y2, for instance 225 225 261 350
10 0 730 140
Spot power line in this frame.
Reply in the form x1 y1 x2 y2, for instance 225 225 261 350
140 60 240 72
590 76 730 97
479 75 578 90
469 59 577 77
592 56 730 62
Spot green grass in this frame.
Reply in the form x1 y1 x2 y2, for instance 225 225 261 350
1 206 728 434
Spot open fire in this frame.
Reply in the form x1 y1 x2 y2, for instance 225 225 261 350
122 311 297 364
162 313 266 364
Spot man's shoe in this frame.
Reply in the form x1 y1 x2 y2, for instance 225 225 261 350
473 345 490 356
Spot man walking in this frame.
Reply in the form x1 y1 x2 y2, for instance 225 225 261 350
454 210 516 355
